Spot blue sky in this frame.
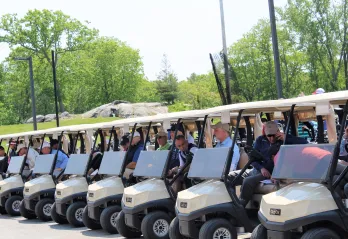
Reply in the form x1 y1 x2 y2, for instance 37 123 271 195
0 0 287 80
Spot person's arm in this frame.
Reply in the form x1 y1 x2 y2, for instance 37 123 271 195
126 162 137 169
340 137 346 155
230 144 240 171
56 154 69 171
251 137 263 170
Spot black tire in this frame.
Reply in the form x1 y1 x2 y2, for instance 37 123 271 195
19 200 36 219
114 210 142 237
35 198 54 221
5 195 22 216
169 217 187 239
251 224 267 239
51 202 68 224
141 211 171 239
199 218 237 239
0 206 7 215
100 205 122 234
66 201 86 227
301 228 340 239
82 206 102 230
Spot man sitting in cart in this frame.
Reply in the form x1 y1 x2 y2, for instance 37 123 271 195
17 143 39 170
125 131 144 169
0 146 8 173
41 141 69 171
212 122 240 172
239 121 308 207
157 131 171 151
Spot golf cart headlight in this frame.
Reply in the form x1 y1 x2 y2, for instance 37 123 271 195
180 202 188 208
126 197 132 203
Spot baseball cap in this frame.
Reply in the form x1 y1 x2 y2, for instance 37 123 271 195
41 141 51 149
157 131 167 137
264 121 279 136
312 88 325 95
129 131 140 138
16 144 27 153
9 141 16 145
211 122 230 133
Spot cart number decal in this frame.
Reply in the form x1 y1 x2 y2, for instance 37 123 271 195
126 197 132 203
89 193 94 197
25 188 29 192
56 191 61 195
180 202 187 208
270 208 281 216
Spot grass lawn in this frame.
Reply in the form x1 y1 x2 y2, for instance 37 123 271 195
0 117 119 135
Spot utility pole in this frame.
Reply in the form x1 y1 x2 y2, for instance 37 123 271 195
14 56 37 130
219 0 232 104
268 0 283 99
51 50 60 127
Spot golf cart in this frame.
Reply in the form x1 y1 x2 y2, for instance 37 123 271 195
84 119 157 233
0 132 37 216
116 111 210 239
20 127 71 221
52 126 102 227
252 91 348 239
170 98 329 239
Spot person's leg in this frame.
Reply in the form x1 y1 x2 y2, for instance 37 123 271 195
344 184 348 198
239 173 266 207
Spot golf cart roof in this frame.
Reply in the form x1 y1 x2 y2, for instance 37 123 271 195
0 126 71 141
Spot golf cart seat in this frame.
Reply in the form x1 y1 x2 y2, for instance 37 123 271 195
237 149 249 170
22 169 33 181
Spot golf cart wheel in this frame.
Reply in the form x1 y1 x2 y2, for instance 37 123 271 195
51 202 68 224
35 198 54 221
199 218 237 239
169 217 188 239
301 228 340 239
100 205 122 234
82 206 102 230
141 211 171 239
19 200 36 219
66 201 86 227
251 224 267 239
5 195 23 216
0 206 7 215
115 210 142 237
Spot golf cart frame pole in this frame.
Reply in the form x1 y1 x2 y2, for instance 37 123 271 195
106 126 115 152
119 124 137 182
79 132 86 154
316 115 325 144
283 104 296 145
198 115 208 148
39 133 46 155
19 135 34 178
83 129 101 179
6 138 12 156
72 132 80 154
143 122 152 151
244 116 253 147
49 131 64 180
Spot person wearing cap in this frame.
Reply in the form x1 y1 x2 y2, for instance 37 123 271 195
17 144 39 170
157 131 170 151
212 122 240 172
239 121 307 207
41 142 52 155
49 140 69 171
126 131 144 169
120 135 130 151
8 140 17 158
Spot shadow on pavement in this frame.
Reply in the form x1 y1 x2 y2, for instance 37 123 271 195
49 223 84 231
81 229 141 238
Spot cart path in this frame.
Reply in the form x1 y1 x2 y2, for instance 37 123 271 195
0 214 251 239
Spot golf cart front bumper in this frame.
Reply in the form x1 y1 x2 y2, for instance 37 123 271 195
177 202 237 238
87 194 122 220
0 187 24 207
23 188 55 211
258 210 346 239
122 198 175 230
55 192 86 216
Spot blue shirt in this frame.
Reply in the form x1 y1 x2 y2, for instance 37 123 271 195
340 136 348 156
215 137 240 172
132 143 144 163
51 149 69 170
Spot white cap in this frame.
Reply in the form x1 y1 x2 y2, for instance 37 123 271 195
16 144 27 152
129 131 141 138
41 142 51 149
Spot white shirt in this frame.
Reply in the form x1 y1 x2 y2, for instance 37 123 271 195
179 146 198 167
26 147 39 170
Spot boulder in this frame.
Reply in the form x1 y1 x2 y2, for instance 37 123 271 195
44 114 56 122
60 111 70 118
26 115 45 123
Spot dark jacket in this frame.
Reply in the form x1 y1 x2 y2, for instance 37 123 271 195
126 142 144 163
251 135 308 173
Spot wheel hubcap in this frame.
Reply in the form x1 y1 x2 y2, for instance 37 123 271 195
110 212 118 227
12 200 21 212
75 208 84 222
153 219 169 237
43 203 52 217
213 227 231 239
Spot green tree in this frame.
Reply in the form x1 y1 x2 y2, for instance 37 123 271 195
155 54 178 104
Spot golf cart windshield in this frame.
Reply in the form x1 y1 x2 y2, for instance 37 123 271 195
99 151 126 176
188 147 231 179
7 156 25 174
133 150 169 178
64 154 90 175
272 144 335 182
33 154 55 174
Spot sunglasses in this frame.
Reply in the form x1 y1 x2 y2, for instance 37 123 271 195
267 134 276 137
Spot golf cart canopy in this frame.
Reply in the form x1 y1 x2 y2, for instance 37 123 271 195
133 150 170 178
188 147 231 179
272 144 335 182
7 156 25 174
98 151 126 176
